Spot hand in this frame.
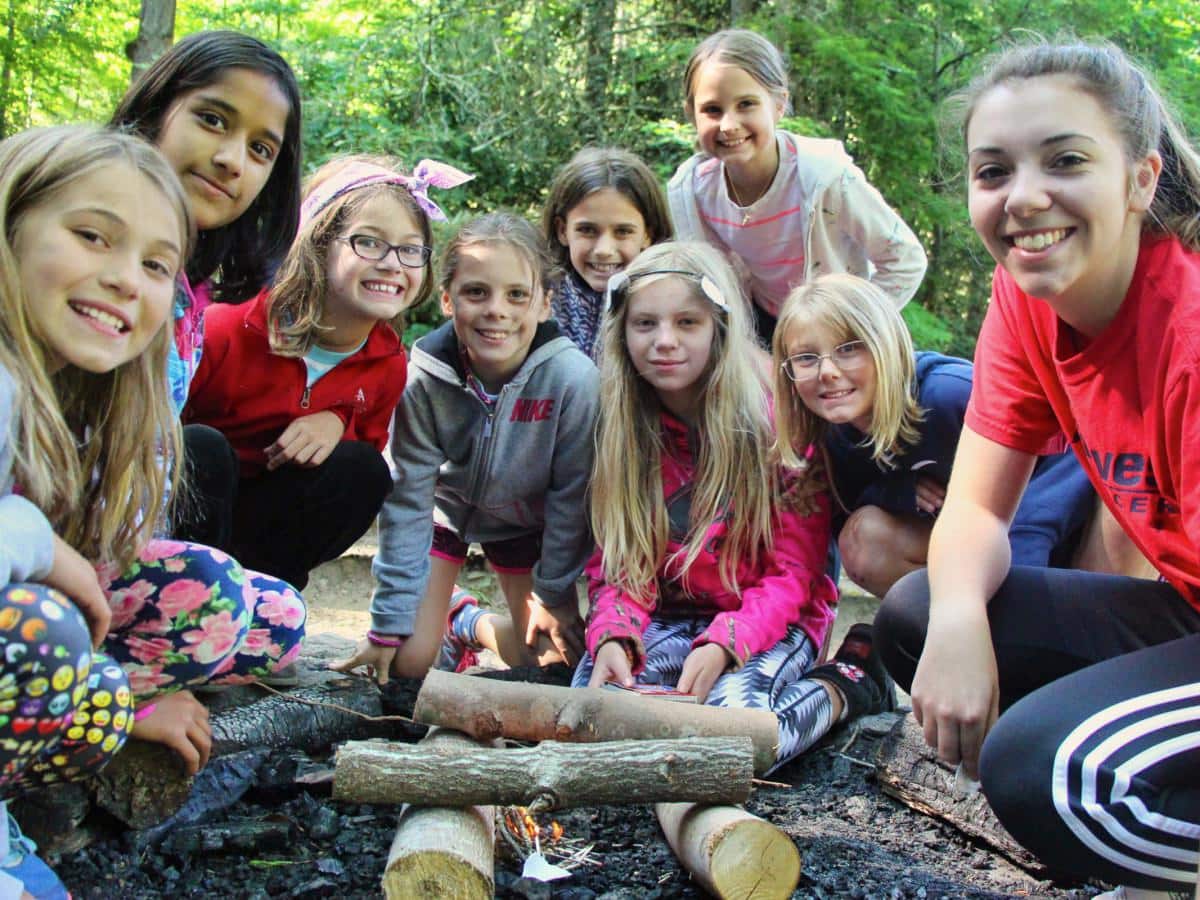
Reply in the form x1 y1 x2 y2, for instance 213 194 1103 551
676 643 731 703
264 411 346 471
44 534 110 648
329 636 402 686
131 690 212 776
587 640 634 688
524 596 585 666
909 610 999 780
915 475 947 515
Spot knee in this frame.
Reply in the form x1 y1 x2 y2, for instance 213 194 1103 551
327 442 393 502
839 506 897 590
1 584 94 662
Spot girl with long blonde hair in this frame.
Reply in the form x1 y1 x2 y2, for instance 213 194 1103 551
580 241 894 771
0 125 189 896
773 273 1092 598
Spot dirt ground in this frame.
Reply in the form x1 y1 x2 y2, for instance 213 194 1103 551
51 536 1104 899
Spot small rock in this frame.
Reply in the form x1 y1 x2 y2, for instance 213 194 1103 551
307 806 340 840
289 877 338 899
315 857 344 876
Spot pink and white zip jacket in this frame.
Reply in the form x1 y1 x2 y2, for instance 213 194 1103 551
585 412 838 671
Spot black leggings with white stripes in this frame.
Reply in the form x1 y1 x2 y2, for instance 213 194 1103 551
876 566 1200 891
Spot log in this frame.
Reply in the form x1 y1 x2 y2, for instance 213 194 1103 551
413 669 779 774
655 802 801 900
874 715 1042 871
333 736 755 809
383 729 495 900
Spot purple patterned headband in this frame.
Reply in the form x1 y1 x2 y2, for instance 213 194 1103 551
299 158 474 230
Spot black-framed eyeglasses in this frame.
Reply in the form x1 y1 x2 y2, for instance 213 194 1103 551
339 234 431 269
781 340 870 382
605 268 729 315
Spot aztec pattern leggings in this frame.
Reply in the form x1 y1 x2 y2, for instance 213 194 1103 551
572 617 834 773
1 538 306 798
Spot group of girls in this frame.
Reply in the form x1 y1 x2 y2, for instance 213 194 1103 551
0 17 1195 900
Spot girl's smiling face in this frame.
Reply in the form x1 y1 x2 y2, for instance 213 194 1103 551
322 194 426 342
156 67 291 231
966 74 1160 332
690 61 785 178
556 188 651 294
783 316 877 432
15 164 182 374
441 243 551 393
623 276 717 423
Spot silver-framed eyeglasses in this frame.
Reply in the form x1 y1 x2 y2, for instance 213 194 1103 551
339 234 431 268
781 340 870 382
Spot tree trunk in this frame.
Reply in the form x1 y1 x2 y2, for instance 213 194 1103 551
656 802 802 900
383 729 495 900
874 715 1042 872
582 0 616 127
413 669 780 774
125 0 176 83
334 736 756 809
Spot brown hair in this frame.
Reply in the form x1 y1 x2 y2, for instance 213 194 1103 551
683 29 793 123
954 40 1200 250
541 147 673 272
268 155 434 356
440 211 558 296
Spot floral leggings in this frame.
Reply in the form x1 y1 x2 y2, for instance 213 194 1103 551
1 539 306 798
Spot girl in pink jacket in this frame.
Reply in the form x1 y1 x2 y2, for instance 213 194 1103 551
576 241 894 771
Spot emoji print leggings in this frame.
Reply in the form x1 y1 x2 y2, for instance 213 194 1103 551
0 582 132 799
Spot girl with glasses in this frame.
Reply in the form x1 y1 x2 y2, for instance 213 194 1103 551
579 243 893 771
183 154 470 589
773 273 1093 598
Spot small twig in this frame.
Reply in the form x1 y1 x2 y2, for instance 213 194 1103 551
838 723 861 754
752 777 791 789
250 680 414 724
833 751 876 770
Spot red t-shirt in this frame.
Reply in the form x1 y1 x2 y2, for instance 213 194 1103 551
965 234 1200 610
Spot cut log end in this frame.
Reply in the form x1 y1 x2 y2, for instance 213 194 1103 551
383 855 492 900
708 818 802 900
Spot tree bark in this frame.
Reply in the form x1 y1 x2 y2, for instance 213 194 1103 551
333 736 756 810
656 802 802 900
413 669 780 774
874 715 1042 872
383 729 495 900
125 0 176 83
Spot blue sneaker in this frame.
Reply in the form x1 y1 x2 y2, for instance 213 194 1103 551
0 803 70 900
433 587 486 673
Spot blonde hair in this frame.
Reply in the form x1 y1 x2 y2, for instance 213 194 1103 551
268 155 434 356
0 125 193 568
773 274 923 467
954 40 1200 251
592 241 804 598
683 29 793 123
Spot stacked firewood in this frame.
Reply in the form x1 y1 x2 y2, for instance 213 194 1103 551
333 670 802 899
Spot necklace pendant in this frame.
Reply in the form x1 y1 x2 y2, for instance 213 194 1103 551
741 211 751 226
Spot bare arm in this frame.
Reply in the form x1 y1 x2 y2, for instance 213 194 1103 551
911 426 1035 778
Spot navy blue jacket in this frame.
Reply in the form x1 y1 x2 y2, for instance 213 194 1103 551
825 351 1093 567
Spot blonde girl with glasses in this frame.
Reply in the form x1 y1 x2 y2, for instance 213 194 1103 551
773 273 1093 598
183 154 471 590
580 242 895 772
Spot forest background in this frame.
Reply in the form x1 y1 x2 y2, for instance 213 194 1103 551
3 0 1197 353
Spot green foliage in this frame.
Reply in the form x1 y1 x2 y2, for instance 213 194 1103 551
5 0 1198 358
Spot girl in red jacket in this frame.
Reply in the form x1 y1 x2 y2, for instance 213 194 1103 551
577 241 893 771
183 155 471 588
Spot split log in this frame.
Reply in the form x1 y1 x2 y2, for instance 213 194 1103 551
334 736 755 809
874 715 1042 871
384 729 495 900
656 802 801 900
413 669 779 774
209 676 389 756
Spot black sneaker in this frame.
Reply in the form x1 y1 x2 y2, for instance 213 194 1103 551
808 623 896 723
